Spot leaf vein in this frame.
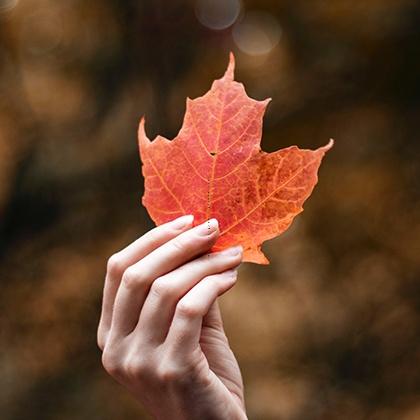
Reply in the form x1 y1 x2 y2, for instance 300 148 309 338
219 158 318 236
147 156 186 214
176 145 208 182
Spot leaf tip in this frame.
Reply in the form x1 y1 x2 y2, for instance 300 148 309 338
224 52 235 80
323 138 334 152
262 97 272 107
138 115 145 134
138 116 150 149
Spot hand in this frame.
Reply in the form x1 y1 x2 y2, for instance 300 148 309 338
97 215 247 420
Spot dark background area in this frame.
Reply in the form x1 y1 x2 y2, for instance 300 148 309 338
0 0 419 419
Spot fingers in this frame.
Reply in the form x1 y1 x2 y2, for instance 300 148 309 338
108 218 220 339
203 301 224 331
165 269 238 356
136 245 242 343
97 214 194 350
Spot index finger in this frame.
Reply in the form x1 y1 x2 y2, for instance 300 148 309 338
108 218 220 338
97 214 194 350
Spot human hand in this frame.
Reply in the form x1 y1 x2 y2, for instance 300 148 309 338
97 215 247 419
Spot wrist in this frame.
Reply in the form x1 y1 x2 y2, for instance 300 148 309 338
149 372 247 420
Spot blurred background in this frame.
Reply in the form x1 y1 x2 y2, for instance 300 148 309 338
0 0 419 419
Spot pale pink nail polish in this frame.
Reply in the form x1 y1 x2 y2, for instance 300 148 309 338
196 218 219 235
219 245 242 256
172 214 194 229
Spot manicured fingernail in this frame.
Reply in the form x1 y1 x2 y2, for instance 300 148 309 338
197 218 219 235
172 214 194 229
223 268 238 283
219 245 243 256
225 268 238 278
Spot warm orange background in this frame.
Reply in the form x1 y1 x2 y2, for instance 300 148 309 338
0 1 419 419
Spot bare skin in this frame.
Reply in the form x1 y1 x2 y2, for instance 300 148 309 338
97 215 247 419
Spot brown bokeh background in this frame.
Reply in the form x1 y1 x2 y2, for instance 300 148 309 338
1 1 419 419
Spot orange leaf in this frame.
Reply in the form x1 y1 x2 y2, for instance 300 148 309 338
138 53 333 264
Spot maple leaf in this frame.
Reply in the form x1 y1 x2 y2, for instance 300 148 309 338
138 53 333 264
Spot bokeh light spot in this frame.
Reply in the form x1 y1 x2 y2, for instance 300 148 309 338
233 11 281 56
0 0 18 13
195 0 241 30
21 9 63 56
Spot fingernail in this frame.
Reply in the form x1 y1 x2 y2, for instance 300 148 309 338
225 268 238 278
196 218 219 235
172 214 194 229
223 268 238 283
219 245 243 256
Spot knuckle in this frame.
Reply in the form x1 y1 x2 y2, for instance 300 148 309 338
156 358 199 385
124 358 142 379
150 277 173 300
176 300 201 319
125 355 153 381
97 338 105 351
156 362 184 384
107 253 125 278
124 360 138 379
97 329 106 351
101 350 123 377
122 267 147 290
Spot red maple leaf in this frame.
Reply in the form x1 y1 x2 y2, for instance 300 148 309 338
138 54 333 264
